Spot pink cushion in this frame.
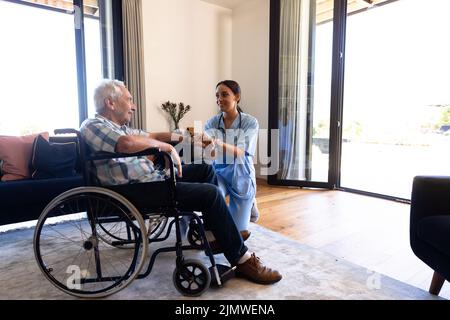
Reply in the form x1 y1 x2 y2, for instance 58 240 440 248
0 132 49 181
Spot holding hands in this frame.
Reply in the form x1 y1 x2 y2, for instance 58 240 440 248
190 131 217 161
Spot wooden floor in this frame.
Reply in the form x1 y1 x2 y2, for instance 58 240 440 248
255 179 450 299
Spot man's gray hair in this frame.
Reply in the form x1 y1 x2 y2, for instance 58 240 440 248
94 79 125 114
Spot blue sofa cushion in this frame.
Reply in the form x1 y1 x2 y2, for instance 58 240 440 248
0 175 84 226
417 215 450 258
0 175 83 206
30 134 77 179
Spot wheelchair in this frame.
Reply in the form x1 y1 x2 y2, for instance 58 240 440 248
32 129 231 298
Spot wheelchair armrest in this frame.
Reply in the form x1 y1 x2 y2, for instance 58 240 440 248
87 148 162 161
87 148 177 183
53 128 178 184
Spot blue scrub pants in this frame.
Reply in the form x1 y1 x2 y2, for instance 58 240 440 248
217 175 255 231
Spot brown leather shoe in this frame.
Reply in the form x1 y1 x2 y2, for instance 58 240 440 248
235 253 282 284
240 230 251 241
207 230 251 254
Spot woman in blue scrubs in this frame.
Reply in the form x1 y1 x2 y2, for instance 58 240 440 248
204 80 259 234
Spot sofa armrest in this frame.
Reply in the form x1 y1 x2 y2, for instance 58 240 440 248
411 176 450 236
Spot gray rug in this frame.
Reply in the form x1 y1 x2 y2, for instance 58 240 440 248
0 222 441 300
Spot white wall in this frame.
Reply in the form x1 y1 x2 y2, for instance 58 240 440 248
141 0 232 132
232 0 270 131
141 0 271 178
232 0 270 177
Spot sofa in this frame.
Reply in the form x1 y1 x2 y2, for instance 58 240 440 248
410 175 450 295
0 135 84 226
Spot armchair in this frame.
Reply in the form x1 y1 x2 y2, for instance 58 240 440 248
410 175 450 295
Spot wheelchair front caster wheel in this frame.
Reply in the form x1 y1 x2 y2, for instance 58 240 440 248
187 219 204 249
172 259 211 296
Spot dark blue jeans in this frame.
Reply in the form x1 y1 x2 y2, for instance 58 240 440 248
119 164 247 265
176 164 248 265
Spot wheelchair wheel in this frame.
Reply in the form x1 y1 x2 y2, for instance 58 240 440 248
187 219 204 249
33 187 148 298
97 212 168 249
172 259 211 297
145 213 168 239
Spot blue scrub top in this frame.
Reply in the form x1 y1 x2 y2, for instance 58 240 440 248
205 112 259 200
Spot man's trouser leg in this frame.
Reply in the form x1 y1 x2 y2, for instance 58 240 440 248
176 181 247 265
179 163 217 185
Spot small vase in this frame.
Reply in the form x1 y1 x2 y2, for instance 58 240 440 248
172 127 182 134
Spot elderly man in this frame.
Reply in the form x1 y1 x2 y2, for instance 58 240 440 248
80 79 282 285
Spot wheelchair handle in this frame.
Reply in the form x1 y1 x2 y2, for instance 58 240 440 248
54 128 80 135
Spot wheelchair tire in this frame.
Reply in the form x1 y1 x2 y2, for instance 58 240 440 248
172 259 211 297
33 187 148 298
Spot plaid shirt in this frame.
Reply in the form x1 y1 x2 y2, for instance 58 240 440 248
80 115 166 186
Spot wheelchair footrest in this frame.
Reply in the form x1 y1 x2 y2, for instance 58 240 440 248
209 264 235 288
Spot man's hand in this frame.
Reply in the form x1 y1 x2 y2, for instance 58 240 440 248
203 138 216 160
159 143 182 178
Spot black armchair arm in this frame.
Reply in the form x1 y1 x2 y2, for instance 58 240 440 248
410 176 450 288
410 175 450 252
411 176 450 223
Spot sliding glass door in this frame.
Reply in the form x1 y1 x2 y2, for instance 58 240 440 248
269 0 450 200
341 0 450 199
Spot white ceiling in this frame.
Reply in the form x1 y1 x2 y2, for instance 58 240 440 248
200 0 245 10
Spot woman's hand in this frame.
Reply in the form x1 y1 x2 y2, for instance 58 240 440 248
194 132 214 148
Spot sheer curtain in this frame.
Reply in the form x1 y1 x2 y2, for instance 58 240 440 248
278 0 302 180
122 0 146 130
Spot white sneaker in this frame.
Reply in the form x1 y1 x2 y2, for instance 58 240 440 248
250 202 260 222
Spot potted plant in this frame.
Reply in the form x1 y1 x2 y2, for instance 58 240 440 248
160 101 191 132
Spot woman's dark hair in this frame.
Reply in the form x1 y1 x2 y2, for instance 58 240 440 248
216 80 243 112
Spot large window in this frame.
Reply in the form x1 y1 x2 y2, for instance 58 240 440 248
0 0 120 135
341 0 450 199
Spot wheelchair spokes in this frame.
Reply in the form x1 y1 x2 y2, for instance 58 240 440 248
146 214 168 239
33 187 148 298
96 212 168 249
